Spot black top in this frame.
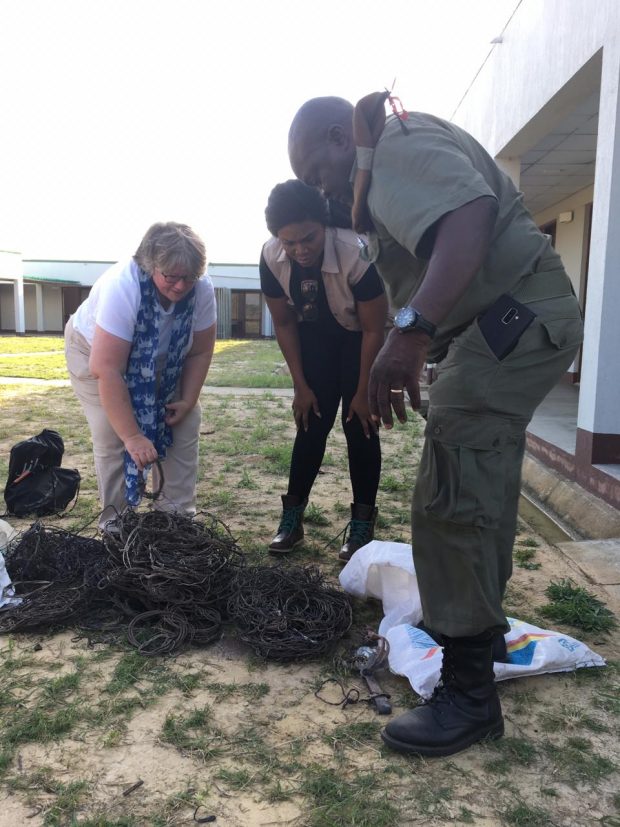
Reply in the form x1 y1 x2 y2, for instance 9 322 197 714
259 252 384 335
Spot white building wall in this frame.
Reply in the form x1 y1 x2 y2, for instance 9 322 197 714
452 1 619 158
0 284 16 330
533 185 594 296
0 250 25 333
453 0 620 443
23 260 262 293
43 286 64 331
24 285 37 330
583 50 620 434
208 263 260 291
23 260 114 287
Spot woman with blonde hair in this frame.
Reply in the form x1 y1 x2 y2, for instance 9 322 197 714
65 222 216 525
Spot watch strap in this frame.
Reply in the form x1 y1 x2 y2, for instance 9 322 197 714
395 306 436 337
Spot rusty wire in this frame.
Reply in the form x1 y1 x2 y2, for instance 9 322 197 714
1 513 352 660
227 563 352 660
0 512 241 652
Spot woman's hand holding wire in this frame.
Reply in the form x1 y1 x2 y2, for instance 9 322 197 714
124 433 158 470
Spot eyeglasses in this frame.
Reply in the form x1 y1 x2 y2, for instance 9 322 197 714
300 279 319 322
160 272 200 285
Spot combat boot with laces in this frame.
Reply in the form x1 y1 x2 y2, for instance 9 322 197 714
268 494 308 554
381 631 504 756
338 502 378 562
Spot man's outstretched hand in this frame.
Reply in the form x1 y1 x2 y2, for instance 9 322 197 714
368 329 431 428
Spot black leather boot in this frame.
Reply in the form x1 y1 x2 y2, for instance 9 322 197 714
338 502 378 562
268 495 308 554
381 632 504 757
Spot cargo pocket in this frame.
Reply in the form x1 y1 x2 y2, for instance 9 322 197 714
540 317 583 351
421 410 512 529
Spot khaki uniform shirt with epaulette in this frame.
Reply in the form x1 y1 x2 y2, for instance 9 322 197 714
363 112 566 361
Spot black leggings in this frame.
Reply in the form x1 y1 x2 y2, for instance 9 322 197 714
287 325 381 506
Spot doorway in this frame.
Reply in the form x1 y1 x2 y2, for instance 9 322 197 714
231 290 262 339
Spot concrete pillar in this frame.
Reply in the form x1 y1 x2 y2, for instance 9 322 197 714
35 284 45 332
261 295 274 337
495 156 521 189
215 287 231 340
13 279 25 334
576 48 620 466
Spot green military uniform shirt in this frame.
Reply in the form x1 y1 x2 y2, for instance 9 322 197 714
364 112 561 361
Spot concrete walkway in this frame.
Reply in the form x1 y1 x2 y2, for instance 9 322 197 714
558 539 620 611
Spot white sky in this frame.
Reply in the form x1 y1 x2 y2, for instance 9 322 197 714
0 0 518 264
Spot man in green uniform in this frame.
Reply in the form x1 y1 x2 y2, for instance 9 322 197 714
288 93 583 758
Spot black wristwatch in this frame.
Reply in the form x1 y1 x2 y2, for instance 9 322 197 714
393 306 437 338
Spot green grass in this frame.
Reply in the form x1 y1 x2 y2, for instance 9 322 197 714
2 704 82 753
545 736 616 783
540 579 617 634
261 443 292 474
502 801 553 826
305 503 330 525
539 703 608 734
105 651 165 694
43 779 90 827
300 765 398 827
379 473 408 493
0 335 293 388
215 767 253 789
0 335 64 354
238 468 258 489
161 706 223 759
206 339 292 388
482 736 538 774
204 681 270 701
514 545 542 570
0 353 68 380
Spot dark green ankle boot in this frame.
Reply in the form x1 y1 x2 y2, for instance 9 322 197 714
338 502 378 562
269 494 308 554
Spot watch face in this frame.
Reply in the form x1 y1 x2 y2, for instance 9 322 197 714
395 306 417 329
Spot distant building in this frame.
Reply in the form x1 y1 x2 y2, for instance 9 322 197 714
0 258 273 339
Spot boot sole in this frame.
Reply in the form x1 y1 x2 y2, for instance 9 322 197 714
268 538 304 555
380 718 504 758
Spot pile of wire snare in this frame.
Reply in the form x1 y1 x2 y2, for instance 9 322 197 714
0 524 108 631
1 512 244 655
0 512 352 659
228 564 352 660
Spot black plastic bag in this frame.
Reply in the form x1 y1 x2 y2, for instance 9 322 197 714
4 429 80 517
6 429 64 485
4 467 81 517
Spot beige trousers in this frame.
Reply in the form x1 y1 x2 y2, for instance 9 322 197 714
64 318 202 525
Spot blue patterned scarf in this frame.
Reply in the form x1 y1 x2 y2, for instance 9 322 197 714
123 266 195 506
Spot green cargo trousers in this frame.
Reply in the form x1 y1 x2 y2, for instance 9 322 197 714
412 266 583 637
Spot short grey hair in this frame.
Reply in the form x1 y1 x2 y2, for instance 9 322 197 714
134 222 206 279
